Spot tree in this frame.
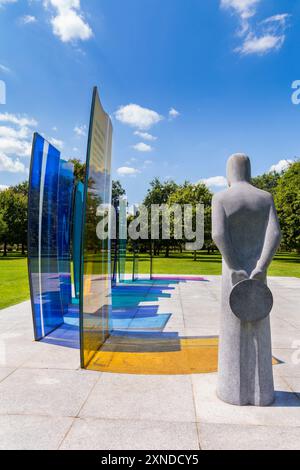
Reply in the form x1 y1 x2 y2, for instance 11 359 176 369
12 181 29 197
143 178 179 207
112 180 126 205
0 211 8 250
143 178 179 256
168 182 213 259
252 172 281 196
275 161 300 252
68 159 86 184
0 188 28 255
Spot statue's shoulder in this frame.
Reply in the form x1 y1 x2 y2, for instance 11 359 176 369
212 188 229 204
250 184 274 202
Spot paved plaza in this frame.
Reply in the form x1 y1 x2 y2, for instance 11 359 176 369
0 275 299 450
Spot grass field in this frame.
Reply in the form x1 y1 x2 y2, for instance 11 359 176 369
0 254 30 310
0 251 299 310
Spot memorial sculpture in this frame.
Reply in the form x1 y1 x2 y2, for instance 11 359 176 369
212 154 282 406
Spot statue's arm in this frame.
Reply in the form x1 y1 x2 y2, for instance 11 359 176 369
251 196 282 280
212 195 241 272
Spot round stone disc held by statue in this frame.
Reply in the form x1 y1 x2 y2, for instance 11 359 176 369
230 279 273 322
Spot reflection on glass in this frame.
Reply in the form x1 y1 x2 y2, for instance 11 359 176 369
118 197 127 283
58 160 74 313
111 200 119 287
132 242 139 282
72 182 84 299
80 87 113 369
28 133 63 340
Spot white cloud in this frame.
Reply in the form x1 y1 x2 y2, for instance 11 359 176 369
269 159 292 174
134 131 157 141
117 166 141 177
201 176 228 189
20 15 37 25
169 107 180 119
237 34 285 55
44 0 93 43
0 125 30 140
125 157 137 165
0 153 26 173
0 118 35 158
261 14 290 26
115 104 163 130
0 112 36 175
144 160 153 165
221 0 289 56
0 184 9 191
221 0 260 19
0 0 17 6
132 142 153 153
0 64 11 74
74 124 86 137
0 136 31 157
0 113 37 128
51 9 92 42
49 137 64 149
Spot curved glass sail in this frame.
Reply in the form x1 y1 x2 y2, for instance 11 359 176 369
118 197 127 283
80 87 113 369
28 133 63 340
58 160 74 313
72 181 84 299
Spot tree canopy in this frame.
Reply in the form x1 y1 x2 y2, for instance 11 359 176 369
0 160 299 256
275 161 300 252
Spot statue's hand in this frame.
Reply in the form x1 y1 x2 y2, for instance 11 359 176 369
231 269 249 286
250 267 266 282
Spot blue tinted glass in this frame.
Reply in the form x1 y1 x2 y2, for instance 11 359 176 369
72 181 84 299
58 160 74 314
118 198 127 283
28 133 64 340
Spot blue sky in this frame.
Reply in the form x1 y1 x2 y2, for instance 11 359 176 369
0 0 300 203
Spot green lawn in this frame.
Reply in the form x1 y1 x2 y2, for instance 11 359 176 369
125 251 300 277
0 253 30 310
0 251 299 310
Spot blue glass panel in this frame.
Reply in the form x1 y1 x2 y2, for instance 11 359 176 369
118 197 127 283
72 182 84 299
132 243 139 282
28 133 63 340
57 160 74 314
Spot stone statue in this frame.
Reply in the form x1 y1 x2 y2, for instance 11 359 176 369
212 154 282 406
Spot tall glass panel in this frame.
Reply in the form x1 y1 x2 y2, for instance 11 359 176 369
111 200 119 287
80 87 113 369
28 133 63 340
118 197 127 282
58 160 74 313
132 242 139 281
72 181 84 299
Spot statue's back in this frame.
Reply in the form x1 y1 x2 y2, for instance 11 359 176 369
217 183 273 271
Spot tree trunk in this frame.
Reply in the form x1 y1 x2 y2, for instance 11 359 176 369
165 242 170 258
3 241 7 257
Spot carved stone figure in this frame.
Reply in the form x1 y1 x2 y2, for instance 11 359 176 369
212 154 282 406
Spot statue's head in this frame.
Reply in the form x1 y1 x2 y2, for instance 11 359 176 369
227 153 251 187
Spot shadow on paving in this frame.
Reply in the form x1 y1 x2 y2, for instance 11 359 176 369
42 278 283 376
